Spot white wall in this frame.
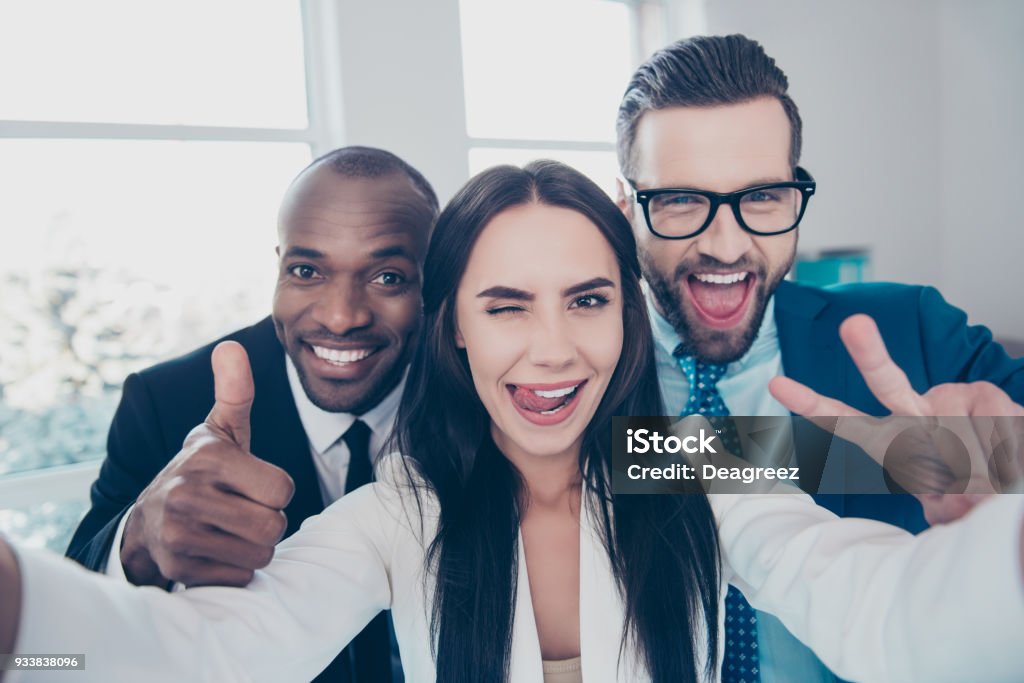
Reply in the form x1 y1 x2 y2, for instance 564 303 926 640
674 0 1023 339
694 1 944 292
937 0 1024 340
310 0 1023 339
313 0 470 204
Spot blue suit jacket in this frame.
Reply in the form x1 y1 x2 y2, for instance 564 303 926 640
774 279 1024 531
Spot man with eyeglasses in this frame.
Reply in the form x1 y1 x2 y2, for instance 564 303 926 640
615 34 1024 683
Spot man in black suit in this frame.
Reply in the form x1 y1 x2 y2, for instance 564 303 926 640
65 145 438 683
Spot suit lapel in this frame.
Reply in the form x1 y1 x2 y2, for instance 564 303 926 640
509 532 545 683
774 282 848 507
775 281 841 396
244 318 325 538
579 497 633 682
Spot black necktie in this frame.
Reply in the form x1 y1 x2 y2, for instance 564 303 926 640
343 419 374 493
340 419 393 682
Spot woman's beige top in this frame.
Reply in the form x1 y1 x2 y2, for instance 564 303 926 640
543 655 583 683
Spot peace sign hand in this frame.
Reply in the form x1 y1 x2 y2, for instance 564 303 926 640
769 314 1024 525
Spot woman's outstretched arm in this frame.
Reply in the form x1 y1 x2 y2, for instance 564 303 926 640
715 491 1024 683
0 482 402 683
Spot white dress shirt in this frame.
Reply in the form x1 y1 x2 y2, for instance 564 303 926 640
11 460 1024 682
286 357 404 506
101 357 404 580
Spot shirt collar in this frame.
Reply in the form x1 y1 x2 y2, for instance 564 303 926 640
643 280 779 375
285 356 405 455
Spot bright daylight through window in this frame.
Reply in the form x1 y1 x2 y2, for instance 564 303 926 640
0 1 313 550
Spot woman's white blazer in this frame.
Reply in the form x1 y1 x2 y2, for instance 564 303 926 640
11 458 1024 682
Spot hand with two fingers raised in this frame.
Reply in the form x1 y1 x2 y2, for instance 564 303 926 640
770 314 1024 525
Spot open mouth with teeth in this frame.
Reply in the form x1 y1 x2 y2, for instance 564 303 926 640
310 344 379 366
683 271 756 329
303 342 387 382
506 380 588 425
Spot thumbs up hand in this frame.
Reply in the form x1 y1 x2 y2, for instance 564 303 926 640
204 340 257 452
120 342 296 588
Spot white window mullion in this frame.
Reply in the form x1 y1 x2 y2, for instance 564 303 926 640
0 462 100 510
0 120 313 144
300 0 348 157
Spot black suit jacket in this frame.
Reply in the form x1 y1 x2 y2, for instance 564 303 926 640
66 317 391 683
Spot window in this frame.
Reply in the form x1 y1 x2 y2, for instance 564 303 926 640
459 0 666 195
0 1 321 550
0 0 674 553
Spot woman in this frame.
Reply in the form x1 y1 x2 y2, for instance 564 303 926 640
1 161 1023 683
390 160 719 682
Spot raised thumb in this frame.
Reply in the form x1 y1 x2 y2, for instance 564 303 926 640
206 341 255 452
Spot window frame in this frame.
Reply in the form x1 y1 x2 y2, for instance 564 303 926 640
0 0 346 509
462 0 668 178
0 0 677 521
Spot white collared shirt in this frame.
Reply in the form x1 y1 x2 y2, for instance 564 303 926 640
285 356 404 506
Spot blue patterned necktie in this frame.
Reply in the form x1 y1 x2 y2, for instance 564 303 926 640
677 354 760 683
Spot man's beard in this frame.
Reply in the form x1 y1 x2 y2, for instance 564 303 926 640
641 250 793 364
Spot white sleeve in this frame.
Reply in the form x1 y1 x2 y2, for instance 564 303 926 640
10 483 402 683
713 492 1024 683
100 505 133 579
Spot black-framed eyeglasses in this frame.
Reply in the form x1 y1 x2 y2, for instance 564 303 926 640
629 167 816 240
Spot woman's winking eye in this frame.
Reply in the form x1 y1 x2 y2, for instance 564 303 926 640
485 304 524 317
484 290 610 317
